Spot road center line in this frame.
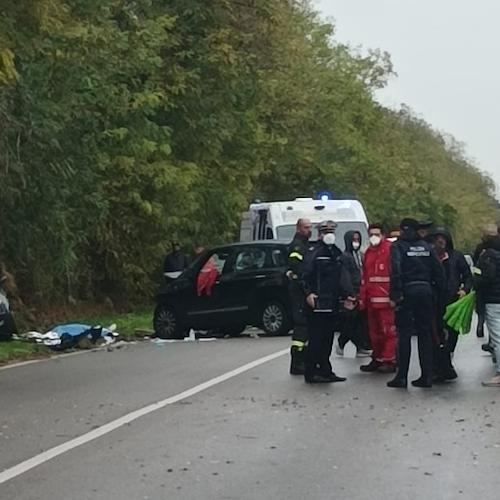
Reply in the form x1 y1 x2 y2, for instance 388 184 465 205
0 347 288 486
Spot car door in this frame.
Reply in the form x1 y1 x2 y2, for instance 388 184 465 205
185 247 235 329
260 245 289 285
211 246 269 326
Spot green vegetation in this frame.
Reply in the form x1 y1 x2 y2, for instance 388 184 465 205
0 341 49 364
0 311 151 363
76 311 153 340
0 0 497 309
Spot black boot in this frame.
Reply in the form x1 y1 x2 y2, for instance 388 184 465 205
411 376 433 388
444 368 458 381
360 360 382 373
290 348 306 375
328 372 347 383
305 374 333 384
482 343 494 353
387 378 407 389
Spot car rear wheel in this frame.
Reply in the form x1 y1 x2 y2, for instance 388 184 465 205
153 304 183 339
261 301 291 336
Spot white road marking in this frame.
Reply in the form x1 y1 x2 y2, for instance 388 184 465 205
0 347 288 485
0 349 92 372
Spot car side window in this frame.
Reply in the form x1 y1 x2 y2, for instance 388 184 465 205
271 248 286 267
201 250 231 276
233 248 267 272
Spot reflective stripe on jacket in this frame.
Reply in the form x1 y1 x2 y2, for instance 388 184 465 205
360 239 392 309
288 234 310 281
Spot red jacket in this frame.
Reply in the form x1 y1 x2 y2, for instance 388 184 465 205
197 257 218 297
360 239 392 309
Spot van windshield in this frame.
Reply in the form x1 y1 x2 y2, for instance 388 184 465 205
276 222 369 251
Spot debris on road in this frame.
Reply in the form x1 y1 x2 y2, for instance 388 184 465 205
150 330 218 345
106 340 136 352
134 329 154 339
151 337 217 345
14 323 119 351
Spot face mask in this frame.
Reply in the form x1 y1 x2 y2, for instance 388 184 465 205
352 242 361 251
323 233 336 246
369 235 382 247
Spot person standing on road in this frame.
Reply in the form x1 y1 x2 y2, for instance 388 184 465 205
473 224 498 264
287 218 313 375
336 231 371 358
433 229 473 354
430 228 472 383
474 235 500 387
388 230 401 243
163 241 188 279
387 218 444 389
193 244 205 258
301 220 354 384
418 220 434 242
473 224 498 340
359 224 397 374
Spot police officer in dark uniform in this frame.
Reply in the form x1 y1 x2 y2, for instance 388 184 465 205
301 220 354 384
288 218 313 375
387 218 445 389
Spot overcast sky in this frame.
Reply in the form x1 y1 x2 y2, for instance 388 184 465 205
314 0 500 190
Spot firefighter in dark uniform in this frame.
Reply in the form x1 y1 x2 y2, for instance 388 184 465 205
388 218 445 389
301 220 355 384
288 218 313 375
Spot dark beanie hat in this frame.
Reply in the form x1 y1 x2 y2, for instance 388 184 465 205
400 218 420 231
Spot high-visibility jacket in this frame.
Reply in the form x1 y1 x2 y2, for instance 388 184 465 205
288 233 310 280
360 239 392 309
288 234 311 335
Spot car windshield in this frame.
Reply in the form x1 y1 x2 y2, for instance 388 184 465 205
276 222 369 251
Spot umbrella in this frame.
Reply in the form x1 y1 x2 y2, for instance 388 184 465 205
443 291 476 336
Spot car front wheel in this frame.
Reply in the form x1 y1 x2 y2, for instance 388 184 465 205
261 301 291 336
153 304 183 339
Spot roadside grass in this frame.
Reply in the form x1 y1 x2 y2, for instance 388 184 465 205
0 341 50 364
0 311 153 365
75 311 153 340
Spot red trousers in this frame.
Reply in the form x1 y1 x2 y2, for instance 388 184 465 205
366 307 397 363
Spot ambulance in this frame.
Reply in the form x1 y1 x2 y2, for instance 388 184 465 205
239 194 369 251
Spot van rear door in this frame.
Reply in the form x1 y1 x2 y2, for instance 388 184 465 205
240 212 253 242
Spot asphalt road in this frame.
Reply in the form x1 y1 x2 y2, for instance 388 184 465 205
0 332 498 500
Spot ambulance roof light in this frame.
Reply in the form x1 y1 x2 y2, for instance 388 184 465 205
316 191 333 201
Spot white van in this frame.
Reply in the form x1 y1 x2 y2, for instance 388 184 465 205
240 197 369 251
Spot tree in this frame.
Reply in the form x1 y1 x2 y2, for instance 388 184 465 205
0 0 497 308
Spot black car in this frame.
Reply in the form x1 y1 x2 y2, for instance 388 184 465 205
153 241 293 339
0 276 17 342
